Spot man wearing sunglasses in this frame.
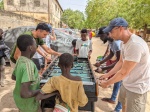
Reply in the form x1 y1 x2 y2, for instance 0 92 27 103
99 17 150 112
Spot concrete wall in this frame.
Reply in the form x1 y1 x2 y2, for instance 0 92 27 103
0 11 43 30
3 0 63 28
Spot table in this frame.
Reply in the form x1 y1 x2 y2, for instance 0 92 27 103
40 57 98 112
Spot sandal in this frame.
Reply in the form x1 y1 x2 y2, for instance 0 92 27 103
101 98 115 104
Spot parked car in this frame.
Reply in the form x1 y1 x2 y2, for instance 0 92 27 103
2 26 80 62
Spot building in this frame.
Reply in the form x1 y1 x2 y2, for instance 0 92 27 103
3 0 63 28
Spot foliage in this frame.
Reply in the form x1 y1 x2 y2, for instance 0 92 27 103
0 0 4 10
61 9 85 29
85 0 150 31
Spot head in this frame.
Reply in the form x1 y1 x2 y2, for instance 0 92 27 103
98 26 113 43
58 53 73 69
103 17 128 40
69 31 72 35
0 29 3 39
17 34 37 58
47 24 52 33
36 23 50 38
80 29 88 41
72 39 77 48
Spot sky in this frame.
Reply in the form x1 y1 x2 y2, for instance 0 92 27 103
58 0 87 13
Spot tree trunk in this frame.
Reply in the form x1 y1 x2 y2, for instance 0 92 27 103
143 24 147 41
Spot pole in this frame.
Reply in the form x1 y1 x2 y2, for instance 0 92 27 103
48 0 50 24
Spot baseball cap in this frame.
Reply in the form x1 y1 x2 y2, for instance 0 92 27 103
47 24 52 33
103 17 128 33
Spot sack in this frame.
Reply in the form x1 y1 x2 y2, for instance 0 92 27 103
53 104 70 112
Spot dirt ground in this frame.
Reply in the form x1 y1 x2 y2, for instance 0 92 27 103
0 37 150 112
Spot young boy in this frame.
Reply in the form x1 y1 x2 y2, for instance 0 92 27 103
11 34 56 112
76 29 92 58
72 39 77 54
36 53 88 112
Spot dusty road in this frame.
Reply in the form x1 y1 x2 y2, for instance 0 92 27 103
0 37 150 112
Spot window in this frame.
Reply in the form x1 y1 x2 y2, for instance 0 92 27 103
7 0 14 5
34 0 40 7
20 0 26 6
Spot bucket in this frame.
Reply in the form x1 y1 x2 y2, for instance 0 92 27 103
53 104 69 112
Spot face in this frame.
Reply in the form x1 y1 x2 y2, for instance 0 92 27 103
81 33 87 41
37 30 49 38
109 26 122 40
30 39 37 58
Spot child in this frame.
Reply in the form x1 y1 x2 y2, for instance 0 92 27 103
11 34 56 112
36 53 88 112
72 39 77 54
76 29 92 58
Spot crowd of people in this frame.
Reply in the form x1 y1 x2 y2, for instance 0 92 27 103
0 17 150 112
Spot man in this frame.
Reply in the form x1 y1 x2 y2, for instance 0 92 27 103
99 17 150 112
95 27 122 112
0 29 10 87
10 23 61 66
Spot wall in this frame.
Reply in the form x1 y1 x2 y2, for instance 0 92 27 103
0 10 43 30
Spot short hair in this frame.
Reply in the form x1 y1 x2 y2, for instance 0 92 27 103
36 23 50 32
72 39 77 46
17 34 34 51
81 29 87 33
59 53 73 67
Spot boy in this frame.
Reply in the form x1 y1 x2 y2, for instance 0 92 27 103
36 53 88 112
72 39 77 54
76 29 92 58
12 34 56 112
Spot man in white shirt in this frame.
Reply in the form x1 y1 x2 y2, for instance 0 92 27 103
99 17 150 112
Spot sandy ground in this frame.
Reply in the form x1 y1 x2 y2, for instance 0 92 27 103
0 37 150 112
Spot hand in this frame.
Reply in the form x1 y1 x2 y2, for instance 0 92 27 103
99 74 109 80
94 62 101 67
73 54 78 56
88 55 91 59
58 53 62 56
99 80 109 88
45 55 52 61
95 67 103 73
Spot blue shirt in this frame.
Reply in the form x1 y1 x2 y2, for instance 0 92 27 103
108 40 121 55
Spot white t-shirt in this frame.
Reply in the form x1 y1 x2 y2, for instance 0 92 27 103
121 34 150 94
32 36 51 59
76 39 92 58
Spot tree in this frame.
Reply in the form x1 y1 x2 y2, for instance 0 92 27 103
85 0 150 39
0 0 4 10
61 9 85 29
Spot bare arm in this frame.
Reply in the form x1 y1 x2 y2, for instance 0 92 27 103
101 51 120 70
11 74 16 81
41 44 61 56
20 82 40 98
104 60 137 86
103 45 109 58
36 91 58 101
50 30 56 41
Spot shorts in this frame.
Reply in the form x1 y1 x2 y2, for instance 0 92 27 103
118 85 147 112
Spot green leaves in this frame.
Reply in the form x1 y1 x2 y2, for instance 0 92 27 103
61 9 85 29
0 0 4 10
85 0 150 31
